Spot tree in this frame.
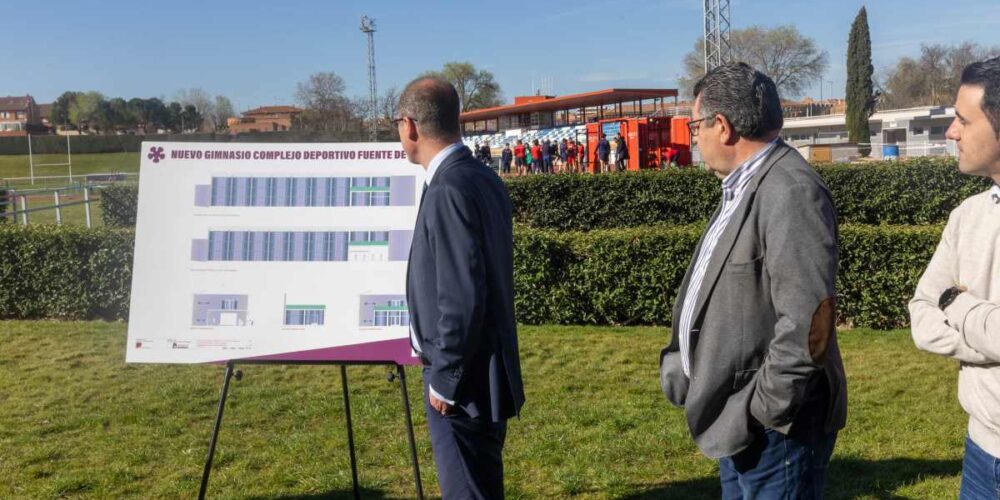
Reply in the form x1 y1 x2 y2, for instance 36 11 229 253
295 72 360 132
421 62 503 111
211 95 235 131
176 88 215 132
127 98 169 134
166 102 184 132
128 98 149 133
880 42 1000 108
68 91 105 133
380 86 400 123
50 91 82 129
103 97 134 132
677 26 829 98
846 7 876 157
180 104 204 133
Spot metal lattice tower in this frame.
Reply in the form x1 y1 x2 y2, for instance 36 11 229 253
703 0 732 73
360 16 378 142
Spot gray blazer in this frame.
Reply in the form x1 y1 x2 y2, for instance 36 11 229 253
659 141 847 459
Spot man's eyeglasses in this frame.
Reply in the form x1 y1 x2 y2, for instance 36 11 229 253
687 116 715 137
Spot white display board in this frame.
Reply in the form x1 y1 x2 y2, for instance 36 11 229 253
126 142 424 365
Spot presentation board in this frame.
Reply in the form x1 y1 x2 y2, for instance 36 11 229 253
126 142 424 365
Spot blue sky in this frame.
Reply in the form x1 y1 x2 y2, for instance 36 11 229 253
5 0 999 110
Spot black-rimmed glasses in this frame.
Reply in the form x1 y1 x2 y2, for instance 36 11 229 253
687 117 713 137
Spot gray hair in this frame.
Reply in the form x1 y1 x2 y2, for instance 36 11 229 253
693 62 783 139
397 76 461 140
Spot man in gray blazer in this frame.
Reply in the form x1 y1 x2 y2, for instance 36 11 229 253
659 63 847 498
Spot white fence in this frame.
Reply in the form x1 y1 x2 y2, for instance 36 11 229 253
0 178 132 228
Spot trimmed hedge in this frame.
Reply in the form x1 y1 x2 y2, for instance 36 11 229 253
0 224 940 329
514 225 703 326
514 224 940 330
0 226 134 320
100 184 139 227
507 169 719 231
837 224 944 329
506 158 990 229
97 158 984 230
0 188 8 222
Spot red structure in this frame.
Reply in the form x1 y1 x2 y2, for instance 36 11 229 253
459 88 692 169
585 116 692 172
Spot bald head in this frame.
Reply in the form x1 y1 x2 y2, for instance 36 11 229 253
397 76 461 141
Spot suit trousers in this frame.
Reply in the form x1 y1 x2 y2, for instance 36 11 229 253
424 370 508 500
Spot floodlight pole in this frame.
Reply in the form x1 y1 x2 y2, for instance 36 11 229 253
361 16 378 143
703 0 732 73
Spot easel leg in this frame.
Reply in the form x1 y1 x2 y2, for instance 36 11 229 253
340 365 361 500
397 364 425 500
199 361 235 500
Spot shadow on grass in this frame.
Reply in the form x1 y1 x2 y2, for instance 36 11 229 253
619 457 962 499
619 476 719 499
826 457 961 499
247 486 390 500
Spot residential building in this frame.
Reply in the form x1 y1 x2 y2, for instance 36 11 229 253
228 106 303 134
0 95 41 136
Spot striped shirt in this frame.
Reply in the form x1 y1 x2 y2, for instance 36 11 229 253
678 140 777 377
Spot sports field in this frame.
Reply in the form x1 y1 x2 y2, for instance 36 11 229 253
0 322 966 499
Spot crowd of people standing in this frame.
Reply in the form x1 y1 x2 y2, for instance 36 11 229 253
475 138 587 175
473 133 638 175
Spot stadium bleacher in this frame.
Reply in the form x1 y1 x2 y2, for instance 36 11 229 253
462 125 587 151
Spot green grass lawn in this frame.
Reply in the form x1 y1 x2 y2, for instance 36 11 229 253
0 323 967 499
0 152 137 225
0 153 139 188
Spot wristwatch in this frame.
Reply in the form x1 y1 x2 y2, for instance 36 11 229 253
939 286 964 311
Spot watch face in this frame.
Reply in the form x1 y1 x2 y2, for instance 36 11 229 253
940 287 962 310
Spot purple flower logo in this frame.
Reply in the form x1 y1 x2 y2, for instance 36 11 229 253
148 146 165 163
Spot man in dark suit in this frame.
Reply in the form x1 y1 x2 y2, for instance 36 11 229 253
614 133 629 171
396 76 525 500
659 63 847 498
500 143 513 175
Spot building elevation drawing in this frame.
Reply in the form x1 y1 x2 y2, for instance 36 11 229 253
191 230 413 262
284 304 326 326
194 176 416 207
193 294 250 326
359 295 410 327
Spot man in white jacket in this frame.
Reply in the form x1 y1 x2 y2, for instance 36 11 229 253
910 56 1000 499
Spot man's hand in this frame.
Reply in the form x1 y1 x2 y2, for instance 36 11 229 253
429 393 453 416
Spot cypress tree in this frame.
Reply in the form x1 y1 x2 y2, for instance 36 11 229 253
846 7 875 157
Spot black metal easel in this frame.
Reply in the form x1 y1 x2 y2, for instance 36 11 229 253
197 360 424 500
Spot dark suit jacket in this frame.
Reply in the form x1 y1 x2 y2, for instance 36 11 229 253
615 138 629 159
407 146 525 422
659 140 848 459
